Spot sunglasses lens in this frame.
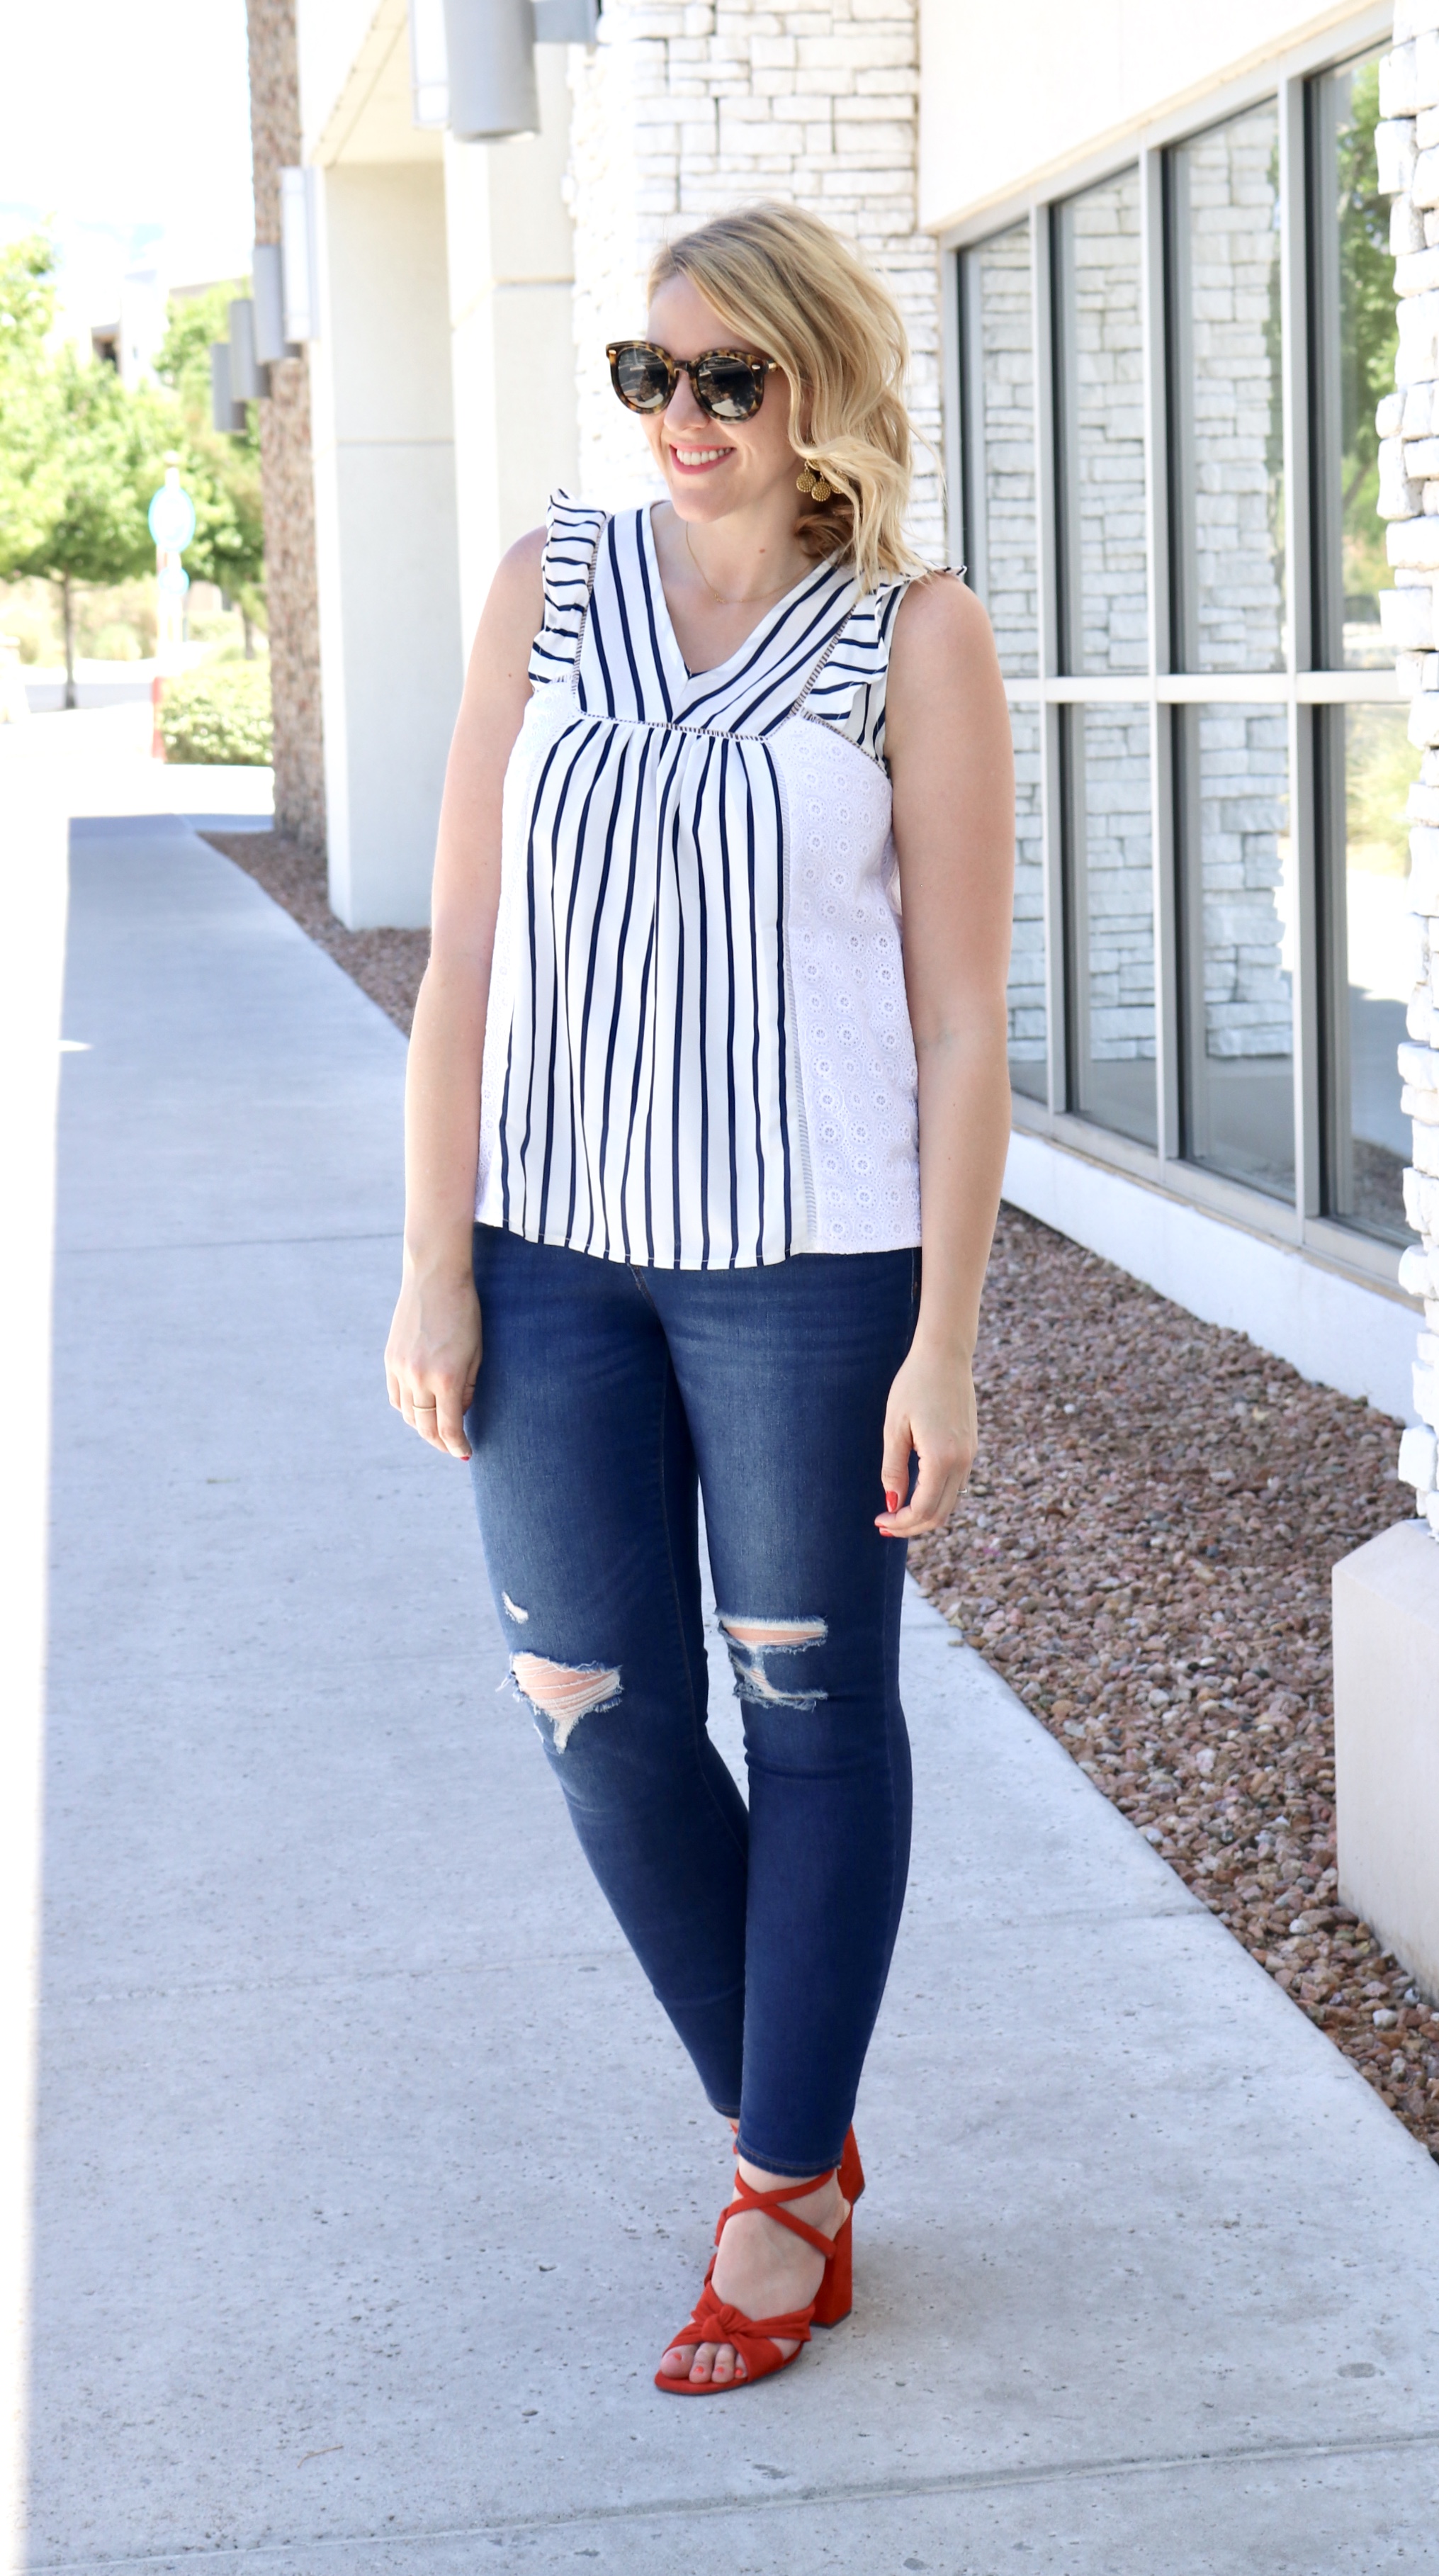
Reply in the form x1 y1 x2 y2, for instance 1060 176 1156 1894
695 355 764 421
612 345 672 412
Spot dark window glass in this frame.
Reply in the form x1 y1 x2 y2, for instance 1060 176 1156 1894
961 226 1047 1098
1321 704 1421 1239
1063 702 1157 1144
1054 168 1149 675
1177 704 1294 1198
1309 52 1394 670
1166 103 1285 673
1009 703 1047 1101
959 223 1039 679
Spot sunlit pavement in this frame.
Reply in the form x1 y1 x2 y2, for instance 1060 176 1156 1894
1 694 273 822
11 719 1439 2574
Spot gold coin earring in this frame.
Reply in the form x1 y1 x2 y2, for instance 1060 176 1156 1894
796 461 833 503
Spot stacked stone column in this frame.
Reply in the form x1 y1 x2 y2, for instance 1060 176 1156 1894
246 0 326 853
1376 0 1439 1529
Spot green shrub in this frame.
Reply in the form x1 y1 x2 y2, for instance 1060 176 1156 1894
159 660 272 765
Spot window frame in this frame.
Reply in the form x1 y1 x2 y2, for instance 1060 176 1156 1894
942 1 1403 1295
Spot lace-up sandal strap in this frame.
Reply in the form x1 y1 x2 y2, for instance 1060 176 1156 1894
713 2166 840 2259
655 2281 817 2393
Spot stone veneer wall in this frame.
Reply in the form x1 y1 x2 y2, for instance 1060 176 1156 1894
564 0 944 563
247 0 326 853
1376 0 1439 1529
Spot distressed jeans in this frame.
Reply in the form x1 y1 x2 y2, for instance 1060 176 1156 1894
465 1224 918 2178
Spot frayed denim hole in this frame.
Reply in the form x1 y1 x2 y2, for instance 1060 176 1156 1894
511 1653 623 1751
718 1613 828 1710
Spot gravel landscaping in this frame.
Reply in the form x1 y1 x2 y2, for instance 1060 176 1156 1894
909 1208 1439 2166
201 827 1439 2166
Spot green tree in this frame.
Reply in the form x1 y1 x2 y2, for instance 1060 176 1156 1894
1338 61 1396 493
1338 59 1399 605
156 283 266 652
0 231 174 704
13 353 171 704
0 232 64 567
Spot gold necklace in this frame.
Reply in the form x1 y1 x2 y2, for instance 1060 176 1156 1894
684 523 796 609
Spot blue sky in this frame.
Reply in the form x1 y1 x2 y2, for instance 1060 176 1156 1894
0 0 255 330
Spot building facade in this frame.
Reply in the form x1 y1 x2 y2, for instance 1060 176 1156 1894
262 0 1425 1427
930 1 1418 1432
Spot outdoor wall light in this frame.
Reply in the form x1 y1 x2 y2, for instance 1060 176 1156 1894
227 299 265 405
532 1 602 38
409 0 450 127
411 0 600 140
209 343 247 436
279 167 317 347
252 244 299 367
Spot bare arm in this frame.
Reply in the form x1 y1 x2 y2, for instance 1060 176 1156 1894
383 529 546 1458
874 572 1014 1536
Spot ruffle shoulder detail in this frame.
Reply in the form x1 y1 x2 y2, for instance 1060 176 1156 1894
799 573 917 767
527 490 609 690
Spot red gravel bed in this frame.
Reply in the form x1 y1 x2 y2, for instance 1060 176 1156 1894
202 831 429 1035
908 1207 1439 2167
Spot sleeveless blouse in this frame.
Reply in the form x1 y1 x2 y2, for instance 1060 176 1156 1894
475 491 922 1269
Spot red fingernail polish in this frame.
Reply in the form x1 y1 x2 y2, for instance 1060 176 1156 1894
886 1490 900 1514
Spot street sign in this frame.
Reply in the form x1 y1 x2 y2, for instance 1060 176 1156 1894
148 483 196 551
157 563 191 597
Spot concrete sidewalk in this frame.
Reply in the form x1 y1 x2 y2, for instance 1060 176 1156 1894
28 811 1439 2574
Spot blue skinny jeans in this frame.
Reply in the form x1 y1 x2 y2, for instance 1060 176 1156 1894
465 1224 918 2179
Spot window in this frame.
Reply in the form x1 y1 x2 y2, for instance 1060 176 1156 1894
1320 704 1416 1240
959 223 1038 677
1166 105 1285 674
1309 53 1417 1244
1054 169 1148 676
954 33 1409 1273
1177 702 1294 1196
959 223 1047 1100
1064 701 1157 1145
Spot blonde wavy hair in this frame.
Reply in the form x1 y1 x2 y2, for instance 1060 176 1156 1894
648 203 925 595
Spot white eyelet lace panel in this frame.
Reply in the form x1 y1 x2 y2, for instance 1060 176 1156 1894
770 721 920 1256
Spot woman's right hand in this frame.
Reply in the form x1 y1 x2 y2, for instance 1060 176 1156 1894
384 531 543 1468
385 1256 484 1460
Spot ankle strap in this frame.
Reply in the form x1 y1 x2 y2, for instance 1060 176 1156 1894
716 2165 840 2260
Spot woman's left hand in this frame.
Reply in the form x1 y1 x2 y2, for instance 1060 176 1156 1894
875 1342 978 1538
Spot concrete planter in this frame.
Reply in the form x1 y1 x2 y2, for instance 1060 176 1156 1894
1334 1518 1439 1999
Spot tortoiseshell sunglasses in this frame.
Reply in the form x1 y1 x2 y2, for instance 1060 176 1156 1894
606 339 777 423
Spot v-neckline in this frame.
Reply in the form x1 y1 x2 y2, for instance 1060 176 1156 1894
642 502 841 690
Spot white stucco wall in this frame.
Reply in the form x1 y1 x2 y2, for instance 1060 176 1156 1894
445 50 578 651
310 159 464 928
298 0 395 159
918 0 1383 229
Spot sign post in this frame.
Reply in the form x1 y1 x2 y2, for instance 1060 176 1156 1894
147 454 197 758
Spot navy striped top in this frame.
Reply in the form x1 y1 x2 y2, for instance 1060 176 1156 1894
476 493 922 1269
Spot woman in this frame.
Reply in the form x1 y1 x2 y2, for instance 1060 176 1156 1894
385 203 1013 2394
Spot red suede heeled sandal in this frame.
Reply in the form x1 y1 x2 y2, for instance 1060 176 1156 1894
655 2165 853 2395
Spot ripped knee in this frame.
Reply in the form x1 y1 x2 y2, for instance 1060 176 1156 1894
718 1613 827 1709
511 1651 621 1750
